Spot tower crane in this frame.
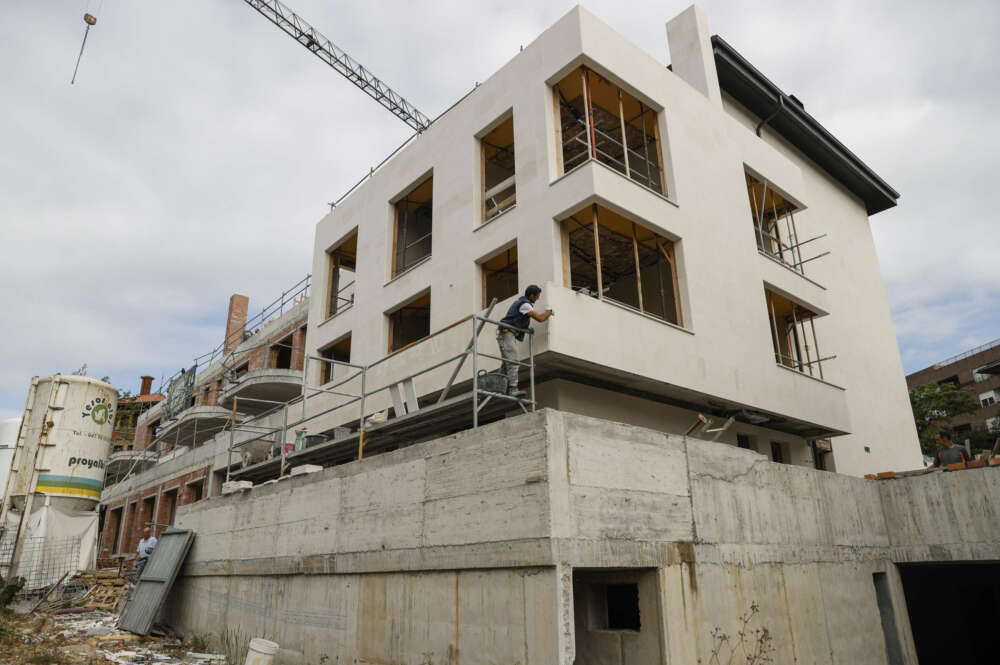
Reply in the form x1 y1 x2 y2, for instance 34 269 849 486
242 0 431 133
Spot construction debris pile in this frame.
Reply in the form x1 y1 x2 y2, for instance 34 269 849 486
31 569 130 614
1 570 227 665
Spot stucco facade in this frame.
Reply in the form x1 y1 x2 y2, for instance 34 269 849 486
305 5 921 475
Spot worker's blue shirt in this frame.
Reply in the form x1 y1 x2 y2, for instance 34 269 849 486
500 297 533 340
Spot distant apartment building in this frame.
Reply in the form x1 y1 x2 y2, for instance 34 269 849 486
98 281 310 562
906 337 1000 442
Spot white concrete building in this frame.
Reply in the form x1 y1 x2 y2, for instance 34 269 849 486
305 5 921 475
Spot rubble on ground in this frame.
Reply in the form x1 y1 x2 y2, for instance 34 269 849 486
0 569 227 665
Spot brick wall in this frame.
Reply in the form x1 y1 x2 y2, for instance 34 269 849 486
98 465 211 565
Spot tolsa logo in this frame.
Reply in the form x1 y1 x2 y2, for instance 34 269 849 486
81 396 114 425
68 456 105 470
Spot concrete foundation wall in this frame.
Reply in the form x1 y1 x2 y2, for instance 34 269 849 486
166 411 1000 664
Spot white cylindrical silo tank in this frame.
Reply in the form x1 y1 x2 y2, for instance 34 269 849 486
0 417 21 501
6 375 118 513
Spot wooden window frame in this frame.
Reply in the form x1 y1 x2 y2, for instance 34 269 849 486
563 204 683 326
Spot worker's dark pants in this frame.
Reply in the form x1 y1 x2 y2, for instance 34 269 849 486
136 556 148 577
497 331 519 392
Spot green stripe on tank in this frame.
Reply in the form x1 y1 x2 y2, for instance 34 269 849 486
36 474 104 490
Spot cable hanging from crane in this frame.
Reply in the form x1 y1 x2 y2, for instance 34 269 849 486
71 12 98 85
242 0 431 133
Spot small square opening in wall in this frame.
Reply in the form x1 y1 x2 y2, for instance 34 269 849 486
388 292 431 353
319 334 352 386
481 244 518 307
606 584 641 630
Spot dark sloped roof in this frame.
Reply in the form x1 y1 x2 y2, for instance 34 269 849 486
711 35 899 215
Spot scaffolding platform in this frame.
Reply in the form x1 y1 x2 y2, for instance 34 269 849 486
231 389 526 484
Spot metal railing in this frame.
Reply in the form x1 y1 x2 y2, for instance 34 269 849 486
223 303 537 482
934 337 1000 369
156 274 311 395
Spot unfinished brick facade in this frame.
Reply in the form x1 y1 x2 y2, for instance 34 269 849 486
98 465 210 566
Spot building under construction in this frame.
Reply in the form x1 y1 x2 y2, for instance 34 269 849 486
85 5 1000 664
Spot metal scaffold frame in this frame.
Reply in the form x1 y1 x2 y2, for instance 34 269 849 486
224 305 536 483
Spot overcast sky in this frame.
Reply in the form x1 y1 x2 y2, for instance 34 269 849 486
1 0 997 420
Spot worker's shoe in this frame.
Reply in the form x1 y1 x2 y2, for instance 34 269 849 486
507 389 527 399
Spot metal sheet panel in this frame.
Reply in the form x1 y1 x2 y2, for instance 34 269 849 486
118 528 195 635
165 366 197 421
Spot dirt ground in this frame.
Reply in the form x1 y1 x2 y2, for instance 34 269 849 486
0 609 226 665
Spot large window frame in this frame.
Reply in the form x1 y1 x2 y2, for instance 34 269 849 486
554 66 666 195
392 176 433 277
745 171 826 276
480 244 519 308
319 334 352 386
764 288 831 379
481 114 516 222
387 291 431 354
562 203 682 326
326 231 357 318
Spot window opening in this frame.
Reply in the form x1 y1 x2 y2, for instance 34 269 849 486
320 334 352 385
271 334 294 369
162 489 178 527
605 584 641 631
482 116 516 221
554 66 665 195
745 172 827 275
737 433 754 450
765 289 830 378
110 507 122 554
564 203 681 325
980 390 997 408
388 292 431 353
327 231 357 317
233 362 250 380
770 441 786 464
188 480 205 503
393 177 433 276
481 245 519 308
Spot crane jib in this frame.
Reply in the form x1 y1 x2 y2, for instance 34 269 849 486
243 0 431 133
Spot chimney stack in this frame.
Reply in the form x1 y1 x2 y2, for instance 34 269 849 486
139 376 154 396
224 293 250 354
666 5 722 107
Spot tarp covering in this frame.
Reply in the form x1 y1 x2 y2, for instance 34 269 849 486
0 499 98 589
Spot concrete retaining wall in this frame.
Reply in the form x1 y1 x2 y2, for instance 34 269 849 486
167 410 1000 664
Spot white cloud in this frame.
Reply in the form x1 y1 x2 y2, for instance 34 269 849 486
0 0 997 420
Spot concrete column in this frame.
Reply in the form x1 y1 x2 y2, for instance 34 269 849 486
224 293 250 354
666 5 722 107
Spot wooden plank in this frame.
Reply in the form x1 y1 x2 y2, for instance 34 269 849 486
560 223 572 287
631 223 644 312
809 317 824 380
552 88 565 175
591 204 603 299
583 68 597 159
618 89 630 178
651 111 667 195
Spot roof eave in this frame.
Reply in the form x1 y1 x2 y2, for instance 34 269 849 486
711 35 899 216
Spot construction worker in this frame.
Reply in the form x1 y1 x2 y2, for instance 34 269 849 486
930 429 970 468
497 285 552 398
136 526 157 575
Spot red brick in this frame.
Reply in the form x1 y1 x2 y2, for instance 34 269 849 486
876 471 895 480
864 474 877 480
966 459 987 469
989 457 1000 466
947 461 967 471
